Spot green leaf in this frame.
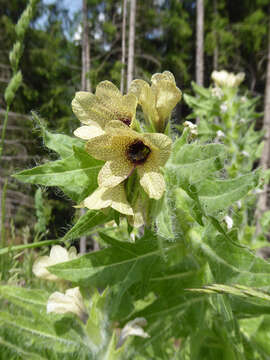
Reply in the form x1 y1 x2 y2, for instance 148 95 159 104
13 147 103 202
196 171 260 215
43 129 84 158
63 209 114 241
184 93 213 112
191 81 211 98
167 143 226 186
0 286 48 314
32 111 84 158
85 289 108 348
192 228 270 288
0 336 46 360
154 190 174 240
0 311 89 355
241 315 270 356
49 231 184 288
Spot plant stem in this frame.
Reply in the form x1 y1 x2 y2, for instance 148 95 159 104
1 179 8 249
0 239 61 256
0 105 10 158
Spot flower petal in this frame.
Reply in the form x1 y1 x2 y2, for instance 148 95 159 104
32 245 78 281
85 134 118 161
138 162 165 200
47 287 87 321
118 317 150 347
129 79 148 99
151 70 176 85
98 160 133 188
84 185 133 216
49 245 70 263
110 184 134 215
128 193 145 227
74 125 104 140
143 133 172 166
105 120 130 131
139 83 159 125
95 80 122 98
32 256 58 281
84 187 112 210
72 92 108 127
121 93 138 126
152 80 182 123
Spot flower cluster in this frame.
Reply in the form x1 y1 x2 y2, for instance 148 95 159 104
33 245 87 320
211 70 245 88
72 71 181 226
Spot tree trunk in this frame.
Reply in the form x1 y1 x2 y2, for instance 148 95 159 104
196 0 204 87
127 0 136 90
213 0 218 70
256 12 270 233
80 0 91 253
120 0 127 93
81 0 91 92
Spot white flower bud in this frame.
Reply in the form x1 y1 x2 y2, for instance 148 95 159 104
33 245 77 281
47 287 87 322
224 215 233 230
117 317 150 347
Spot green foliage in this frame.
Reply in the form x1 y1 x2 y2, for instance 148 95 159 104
1 1 270 359
2 87 266 358
184 77 263 248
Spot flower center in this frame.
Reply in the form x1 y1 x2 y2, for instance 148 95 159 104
126 140 151 165
118 116 131 126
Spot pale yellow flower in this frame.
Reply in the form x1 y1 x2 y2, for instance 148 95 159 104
33 245 77 281
72 81 138 140
47 287 87 322
211 70 245 88
129 71 182 132
83 183 134 216
85 121 172 200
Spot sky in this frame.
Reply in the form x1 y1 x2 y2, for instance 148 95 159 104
36 0 81 36
44 0 80 16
